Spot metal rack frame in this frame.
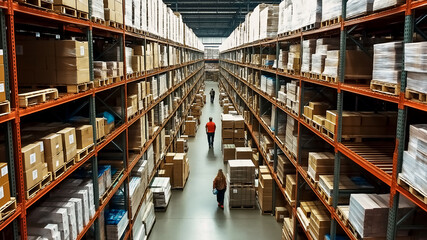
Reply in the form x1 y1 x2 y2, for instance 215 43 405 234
218 1 427 240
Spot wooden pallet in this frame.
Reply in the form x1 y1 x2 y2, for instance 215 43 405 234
66 81 94 93
26 172 52 199
18 0 53 10
320 74 337 83
370 80 399 96
336 205 350 226
405 89 427 103
100 168 124 204
347 221 360 240
0 198 17 222
229 205 256 210
52 164 66 180
286 68 300 76
77 11 89 20
398 176 427 204
316 184 333 205
344 142 394 174
125 25 134 32
310 73 322 80
91 16 105 25
321 16 342 28
0 101 10 116
302 72 311 78
76 143 95 162
96 135 106 144
53 5 77 17
111 76 122 83
302 22 320 32
284 190 296 206
307 173 318 187
94 78 112 87
65 157 75 170
302 114 312 125
322 127 335 141
311 120 322 132
18 88 59 107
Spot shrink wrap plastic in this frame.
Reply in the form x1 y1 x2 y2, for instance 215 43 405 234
372 41 402 84
405 42 427 93
92 0 104 20
321 0 341 22
125 0 132 27
346 0 373 19
373 0 405 11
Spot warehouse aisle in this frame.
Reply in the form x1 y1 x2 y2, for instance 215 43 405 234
150 81 282 240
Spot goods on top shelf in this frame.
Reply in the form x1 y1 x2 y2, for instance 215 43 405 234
404 42 427 97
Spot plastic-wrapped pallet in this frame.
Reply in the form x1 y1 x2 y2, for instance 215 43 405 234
400 125 427 195
347 0 373 19
227 159 255 184
105 209 129 240
266 76 275 96
278 0 293 34
348 194 414 238
92 0 104 20
124 0 132 27
147 144 155 174
287 44 301 72
142 202 156 235
150 177 172 208
322 0 341 22
133 0 140 30
259 5 279 39
140 0 147 31
125 47 133 74
301 39 317 73
405 42 427 93
290 0 303 31
301 0 322 29
373 0 405 11
249 4 265 42
372 41 403 84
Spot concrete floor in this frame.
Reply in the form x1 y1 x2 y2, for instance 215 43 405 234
149 81 282 240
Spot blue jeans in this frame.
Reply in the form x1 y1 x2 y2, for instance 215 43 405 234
207 132 214 146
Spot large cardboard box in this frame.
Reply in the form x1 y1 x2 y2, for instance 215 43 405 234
176 139 186 153
165 153 175 163
21 143 43 171
235 147 252 159
0 163 8 185
95 118 105 140
57 127 77 162
223 144 235 163
75 125 93 149
41 133 63 160
0 180 10 208
173 153 186 187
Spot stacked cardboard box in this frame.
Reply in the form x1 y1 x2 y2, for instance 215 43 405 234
221 114 245 147
301 40 317 74
349 194 414 238
141 191 155 236
285 174 296 203
322 50 373 80
303 102 330 121
184 116 197 137
276 155 294 186
223 144 236 163
17 39 90 86
166 153 189 188
227 159 256 208
103 0 123 24
311 38 340 76
128 116 147 151
286 81 299 115
259 5 279 40
296 200 330 240
258 172 273 212
94 61 124 81
323 110 397 136
287 44 301 73
285 115 298 157
150 177 172 208
0 163 10 209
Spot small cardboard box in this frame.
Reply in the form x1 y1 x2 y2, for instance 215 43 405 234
165 153 175 163
24 163 43 189
75 125 93 149
176 139 186 153
0 163 8 185
41 133 63 160
223 144 236 163
57 127 77 162
95 118 105 140
21 143 43 171
0 180 10 208
45 152 64 172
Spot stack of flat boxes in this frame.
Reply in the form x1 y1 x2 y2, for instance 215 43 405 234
287 44 301 73
303 102 329 122
311 38 340 77
103 0 123 24
184 116 197 137
276 155 294 187
285 174 296 203
227 159 256 208
301 40 317 75
54 0 89 18
296 201 330 240
285 115 298 157
150 177 172 208
286 81 299 115
258 170 273 212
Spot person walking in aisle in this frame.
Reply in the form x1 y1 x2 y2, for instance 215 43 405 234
205 117 216 148
210 88 215 104
213 169 227 209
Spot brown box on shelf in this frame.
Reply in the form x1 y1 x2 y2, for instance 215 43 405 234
184 120 197 137
326 110 337 124
75 125 94 149
223 144 236 163
165 153 175 163
313 115 326 126
221 114 234 128
95 118 105 140
259 165 270 175
275 207 289 222
222 129 234 139
21 143 43 171
0 163 8 186
0 179 10 208
54 0 76 8
176 139 186 153
41 133 63 159
258 180 273 211
45 152 64 172
285 174 296 201
235 147 252 159
233 128 245 139
24 162 43 190
104 120 115 135
222 138 234 144
234 139 245 147
76 0 89 12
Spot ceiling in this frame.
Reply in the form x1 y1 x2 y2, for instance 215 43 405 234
163 0 282 38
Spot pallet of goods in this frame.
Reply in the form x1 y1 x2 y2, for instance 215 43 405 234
227 159 256 209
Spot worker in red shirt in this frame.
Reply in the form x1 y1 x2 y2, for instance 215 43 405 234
206 117 216 148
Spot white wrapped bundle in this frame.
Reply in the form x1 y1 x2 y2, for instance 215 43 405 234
301 40 316 72
133 0 141 29
125 47 133 74
311 54 326 74
141 0 147 31
372 41 402 84
401 151 427 195
291 0 303 31
260 5 279 39
92 0 104 19
322 0 341 22
407 72 427 93
346 0 373 19
373 0 405 11
124 0 132 27
302 0 322 27
404 42 427 73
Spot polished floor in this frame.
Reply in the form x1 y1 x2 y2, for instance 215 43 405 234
149 81 282 240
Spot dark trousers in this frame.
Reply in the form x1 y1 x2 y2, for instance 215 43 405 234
207 132 214 146
210 95 214 103
217 188 226 205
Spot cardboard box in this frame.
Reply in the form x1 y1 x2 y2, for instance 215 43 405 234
0 180 10 208
55 40 88 58
222 129 234 139
104 120 115 135
0 163 8 185
165 153 175 164
235 147 252 159
76 0 89 12
54 0 75 8
95 118 105 140
24 163 43 189
176 139 186 153
41 133 63 160
223 144 236 163
173 153 186 187
275 207 289 222
57 127 77 162
45 152 65 172
21 143 43 171
75 125 93 149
